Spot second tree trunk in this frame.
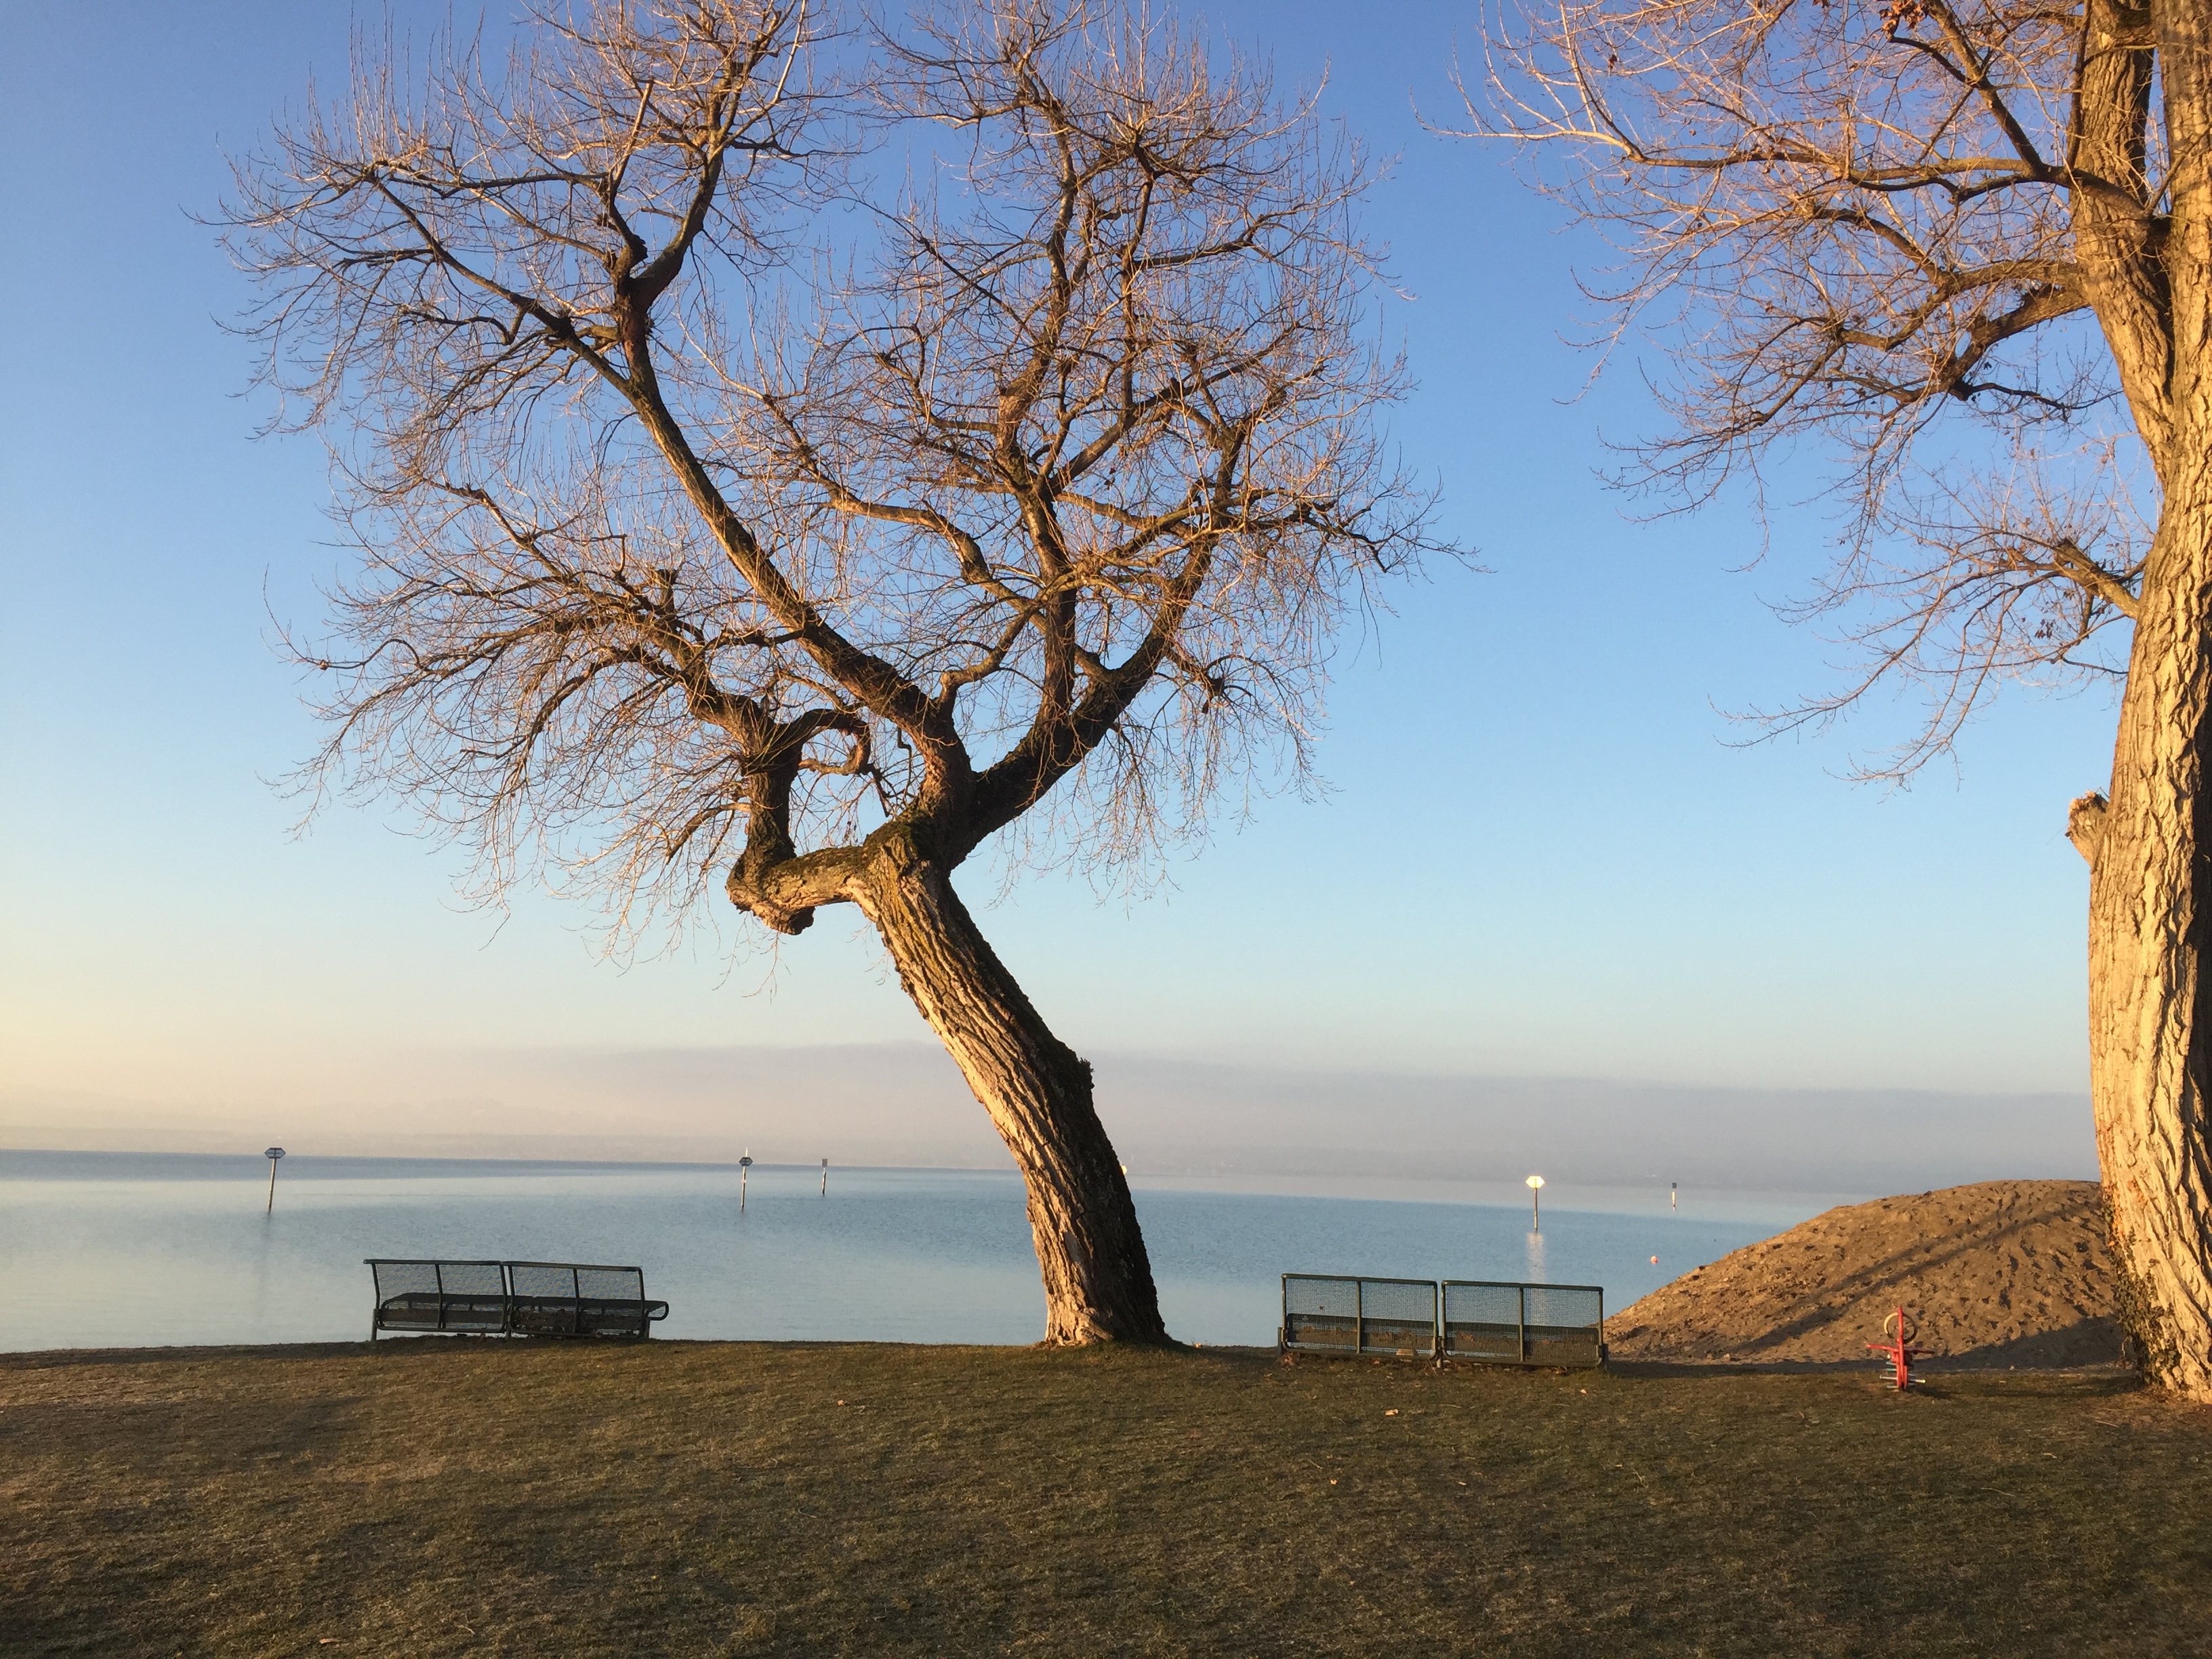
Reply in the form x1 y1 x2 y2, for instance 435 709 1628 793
2079 476 2212 1397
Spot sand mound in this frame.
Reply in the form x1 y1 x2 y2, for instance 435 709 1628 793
1608 1180 2121 1368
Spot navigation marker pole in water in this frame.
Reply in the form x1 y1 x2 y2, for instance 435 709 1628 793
1671 1181 1677 1212
821 1158 828 1196
264 1147 285 1214
739 1151 753 1212
1525 1173 1544 1233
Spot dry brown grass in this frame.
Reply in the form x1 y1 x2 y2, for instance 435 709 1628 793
4 1340 2209 1656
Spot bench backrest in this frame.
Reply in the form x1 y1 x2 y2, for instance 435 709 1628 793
506 1262 647 1303
1281 1274 1439 1358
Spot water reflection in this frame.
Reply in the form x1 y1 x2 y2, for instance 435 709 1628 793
251 1214 274 1328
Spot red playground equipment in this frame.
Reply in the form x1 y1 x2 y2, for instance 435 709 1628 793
1866 1306 1933 1390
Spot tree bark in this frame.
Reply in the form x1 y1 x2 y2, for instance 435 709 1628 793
2082 478 2212 1396
849 824 1170 1345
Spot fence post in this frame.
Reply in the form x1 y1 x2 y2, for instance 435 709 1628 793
1517 1284 1528 1365
1355 1278 1365 1358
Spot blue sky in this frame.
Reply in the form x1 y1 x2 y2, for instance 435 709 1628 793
0 3 2114 1179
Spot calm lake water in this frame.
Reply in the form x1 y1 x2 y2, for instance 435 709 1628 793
0 1151 1835 1351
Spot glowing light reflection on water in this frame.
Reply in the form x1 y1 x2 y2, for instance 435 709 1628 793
0 1151 1832 1351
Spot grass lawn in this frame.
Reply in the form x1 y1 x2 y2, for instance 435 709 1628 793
4 1340 2208 1656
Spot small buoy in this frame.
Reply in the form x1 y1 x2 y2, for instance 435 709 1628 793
1650 1255 1658 1265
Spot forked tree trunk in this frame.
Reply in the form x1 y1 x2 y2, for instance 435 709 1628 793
2078 467 2212 1397
850 825 1170 1345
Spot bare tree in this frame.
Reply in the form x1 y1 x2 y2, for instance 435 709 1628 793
1468 1 2212 1393
224 0 1437 1343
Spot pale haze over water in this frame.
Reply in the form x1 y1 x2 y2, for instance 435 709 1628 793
0 1152 1817 1353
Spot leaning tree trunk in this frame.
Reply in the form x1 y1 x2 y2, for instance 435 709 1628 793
850 825 1170 1345
2074 465 2212 1398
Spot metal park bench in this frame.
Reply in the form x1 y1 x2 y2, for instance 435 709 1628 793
1281 1275 1439 1359
1441 1280 1605 1368
1280 1275 1607 1368
365 1258 669 1341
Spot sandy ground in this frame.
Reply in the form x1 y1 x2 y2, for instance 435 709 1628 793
1608 1180 2120 1368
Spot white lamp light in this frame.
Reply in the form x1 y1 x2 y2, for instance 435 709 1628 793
1525 1173 1544 1232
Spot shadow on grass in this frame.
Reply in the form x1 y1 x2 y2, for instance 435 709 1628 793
0 1392 367 1461
0 1340 386 1372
